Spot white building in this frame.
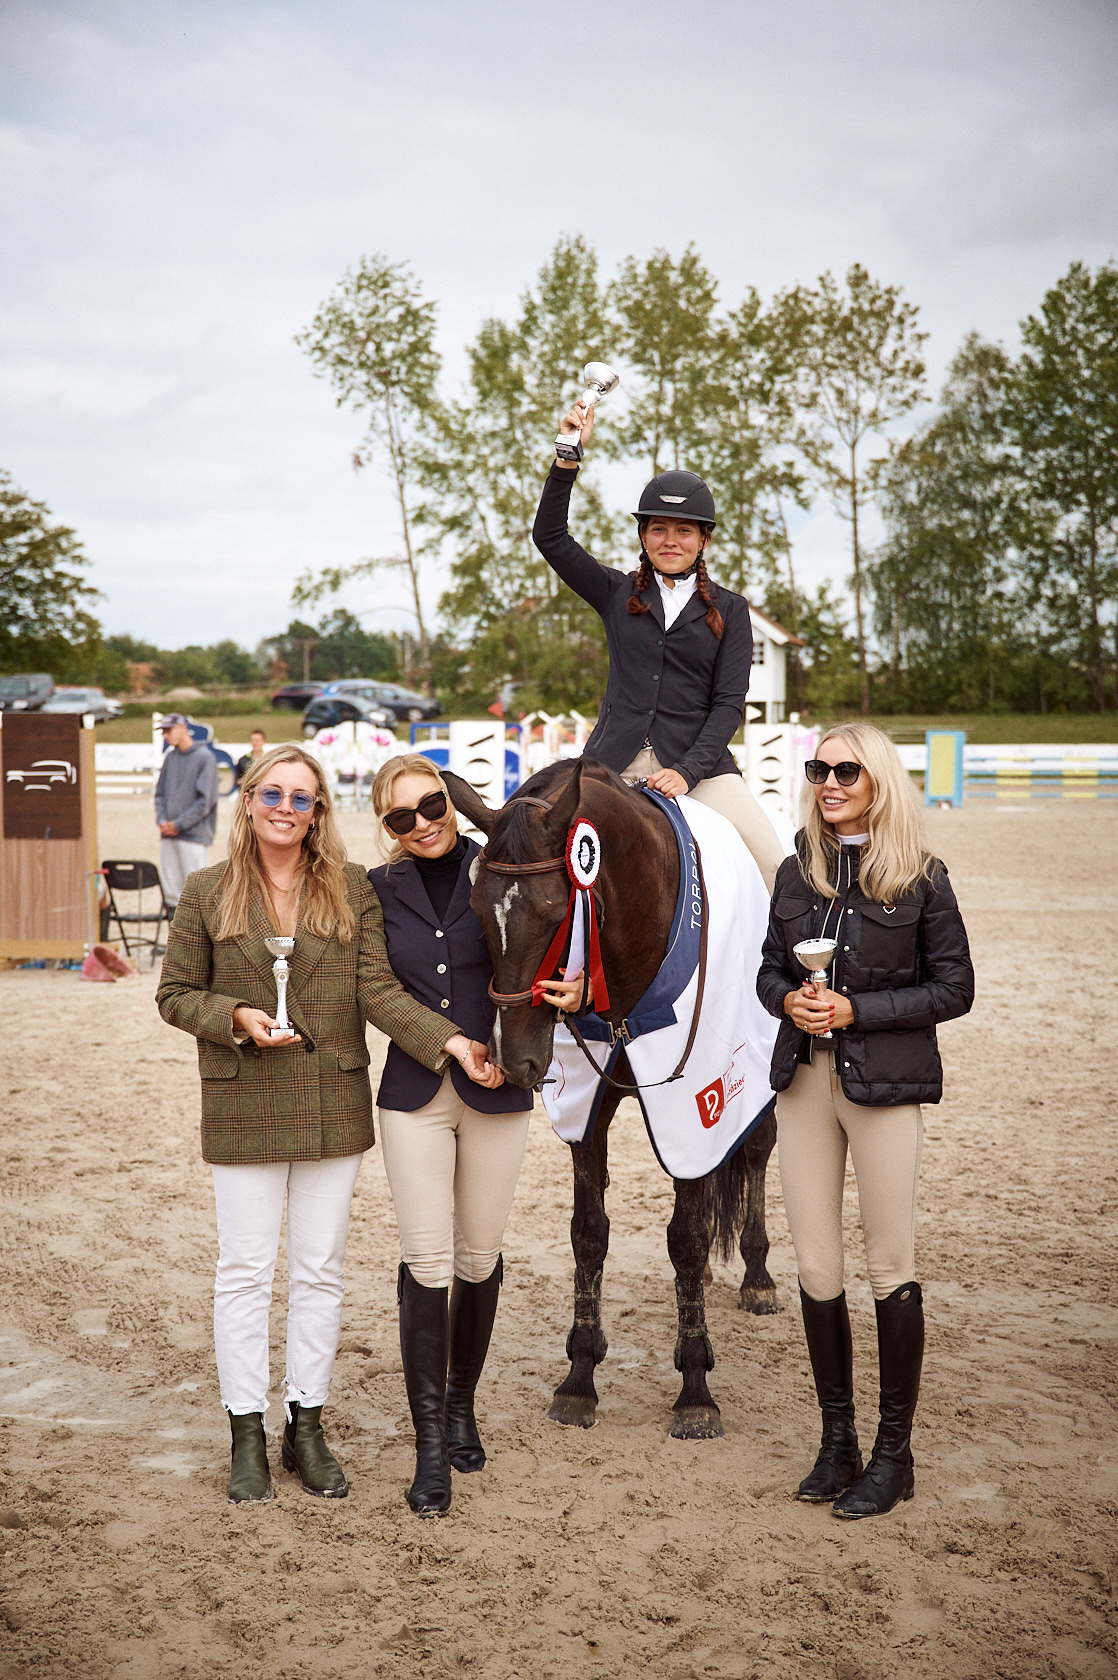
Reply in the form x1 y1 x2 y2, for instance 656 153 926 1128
745 605 803 724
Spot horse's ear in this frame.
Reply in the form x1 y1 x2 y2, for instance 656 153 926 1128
543 756 585 840
442 770 498 836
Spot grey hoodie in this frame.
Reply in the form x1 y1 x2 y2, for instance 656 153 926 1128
154 742 219 844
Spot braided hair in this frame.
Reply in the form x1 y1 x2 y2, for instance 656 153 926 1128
627 525 724 639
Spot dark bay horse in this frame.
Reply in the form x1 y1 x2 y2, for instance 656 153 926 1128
445 758 778 1441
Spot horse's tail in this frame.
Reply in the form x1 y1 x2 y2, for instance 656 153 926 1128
702 1138 749 1264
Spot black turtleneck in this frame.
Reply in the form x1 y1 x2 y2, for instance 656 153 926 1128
413 834 468 923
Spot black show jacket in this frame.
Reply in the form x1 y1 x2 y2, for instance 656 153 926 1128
532 465 753 790
368 838 532 1115
756 843 974 1107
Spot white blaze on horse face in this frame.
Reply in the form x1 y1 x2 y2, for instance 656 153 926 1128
493 881 519 955
492 1011 503 1067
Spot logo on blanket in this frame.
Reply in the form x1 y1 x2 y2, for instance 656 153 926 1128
566 820 601 888
695 1041 750 1129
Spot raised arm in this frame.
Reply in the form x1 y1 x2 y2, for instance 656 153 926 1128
532 464 624 617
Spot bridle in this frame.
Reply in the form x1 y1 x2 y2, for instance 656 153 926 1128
477 794 572 1008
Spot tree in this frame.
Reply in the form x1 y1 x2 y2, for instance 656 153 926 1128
295 256 441 675
1003 261 1118 711
789 266 927 712
868 335 1024 711
762 578 860 715
0 471 102 672
608 245 720 475
259 612 398 685
427 236 622 711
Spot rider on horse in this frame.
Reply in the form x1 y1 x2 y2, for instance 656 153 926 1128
532 395 785 893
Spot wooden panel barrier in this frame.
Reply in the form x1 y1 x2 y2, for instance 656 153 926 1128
0 715 99 959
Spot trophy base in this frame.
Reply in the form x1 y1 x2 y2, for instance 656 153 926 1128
269 1026 295 1041
554 434 584 462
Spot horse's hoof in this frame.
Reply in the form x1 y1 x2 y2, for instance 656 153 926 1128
738 1285 780 1316
547 1395 598 1429
670 1407 724 1441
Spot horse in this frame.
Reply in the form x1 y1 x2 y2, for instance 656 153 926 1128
444 757 779 1441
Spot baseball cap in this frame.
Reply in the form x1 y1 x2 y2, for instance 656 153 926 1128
159 713 188 730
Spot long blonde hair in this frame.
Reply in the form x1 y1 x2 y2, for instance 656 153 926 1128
800 721 932 904
214 744 356 942
370 752 457 866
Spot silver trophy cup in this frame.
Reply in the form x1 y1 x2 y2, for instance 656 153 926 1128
793 937 839 1041
264 935 296 1039
554 361 621 462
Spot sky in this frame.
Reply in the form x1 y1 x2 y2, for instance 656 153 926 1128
2 0 1117 654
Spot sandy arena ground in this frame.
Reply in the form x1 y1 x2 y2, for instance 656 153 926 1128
1 791 1115 1680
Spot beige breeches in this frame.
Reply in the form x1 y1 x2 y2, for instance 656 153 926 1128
620 747 785 892
776 1050 923 1303
378 1073 530 1290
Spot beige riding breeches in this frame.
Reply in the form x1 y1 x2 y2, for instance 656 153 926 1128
776 1050 923 1303
619 747 785 892
378 1073 531 1290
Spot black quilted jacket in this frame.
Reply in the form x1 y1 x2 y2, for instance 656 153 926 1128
756 839 974 1106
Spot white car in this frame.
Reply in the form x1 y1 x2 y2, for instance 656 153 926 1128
41 687 124 722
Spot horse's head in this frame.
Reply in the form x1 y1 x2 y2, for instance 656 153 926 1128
445 759 675 1090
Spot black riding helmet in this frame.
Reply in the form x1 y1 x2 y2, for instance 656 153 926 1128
631 470 717 530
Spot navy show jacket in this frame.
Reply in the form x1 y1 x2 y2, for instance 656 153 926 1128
368 837 532 1115
532 464 753 790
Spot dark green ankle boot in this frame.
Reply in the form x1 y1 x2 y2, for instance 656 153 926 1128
227 1412 275 1504
281 1402 349 1498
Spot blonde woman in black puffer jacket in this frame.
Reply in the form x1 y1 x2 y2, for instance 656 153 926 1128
757 721 973 1520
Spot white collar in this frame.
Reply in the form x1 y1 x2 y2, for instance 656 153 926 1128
656 569 697 627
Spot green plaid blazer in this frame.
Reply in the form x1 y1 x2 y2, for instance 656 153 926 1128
156 861 460 1165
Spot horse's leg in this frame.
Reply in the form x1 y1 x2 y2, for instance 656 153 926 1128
668 1177 723 1440
547 1090 617 1429
738 1108 780 1315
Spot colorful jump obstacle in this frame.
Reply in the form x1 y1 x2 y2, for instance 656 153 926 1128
963 744 1118 800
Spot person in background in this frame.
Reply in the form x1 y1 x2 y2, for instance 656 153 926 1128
155 714 219 909
235 729 268 790
757 722 973 1520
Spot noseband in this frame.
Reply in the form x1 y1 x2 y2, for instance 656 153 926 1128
478 794 572 1007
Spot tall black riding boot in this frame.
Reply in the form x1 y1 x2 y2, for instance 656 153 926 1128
795 1286 863 1502
833 1280 924 1519
446 1257 503 1473
227 1412 274 1504
398 1263 451 1517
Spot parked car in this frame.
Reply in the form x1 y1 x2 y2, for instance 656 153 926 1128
41 686 123 721
0 674 53 712
271 682 326 712
320 679 441 724
301 694 393 737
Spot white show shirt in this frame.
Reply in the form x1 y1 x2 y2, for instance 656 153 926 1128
656 569 698 629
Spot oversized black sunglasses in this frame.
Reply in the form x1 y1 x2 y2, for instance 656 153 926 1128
804 759 864 787
383 789 449 836
258 785 317 813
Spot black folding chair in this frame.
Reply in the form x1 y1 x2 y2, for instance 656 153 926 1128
101 860 172 967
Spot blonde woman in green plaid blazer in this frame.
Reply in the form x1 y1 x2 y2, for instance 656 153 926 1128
157 745 498 1506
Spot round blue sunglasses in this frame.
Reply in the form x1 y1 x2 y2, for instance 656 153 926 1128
257 785 317 813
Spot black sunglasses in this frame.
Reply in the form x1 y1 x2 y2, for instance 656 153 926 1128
804 759 864 787
383 789 449 836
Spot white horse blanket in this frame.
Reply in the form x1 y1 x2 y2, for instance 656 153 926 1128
542 790 779 1180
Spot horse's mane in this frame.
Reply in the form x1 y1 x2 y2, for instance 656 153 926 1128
487 758 633 864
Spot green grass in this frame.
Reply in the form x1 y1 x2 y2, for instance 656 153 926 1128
96 710 405 745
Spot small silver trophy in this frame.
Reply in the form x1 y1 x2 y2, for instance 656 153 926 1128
793 938 839 1040
264 936 296 1039
554 361 621 462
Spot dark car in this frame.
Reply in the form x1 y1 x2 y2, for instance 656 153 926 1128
271 682 326 712
301 694 393 737
320 679 441 724
0 674 54 712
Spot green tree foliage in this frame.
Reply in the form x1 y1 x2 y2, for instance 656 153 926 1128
762 579 861 715
1003 261 1118 711
423 236 621 712
295 256 441 671
789 265 928 713
259 611 397 685
0 471 103 676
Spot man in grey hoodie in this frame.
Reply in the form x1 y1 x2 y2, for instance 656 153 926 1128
154 715 219 908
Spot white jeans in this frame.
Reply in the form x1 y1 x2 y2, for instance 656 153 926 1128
378 1073 530 1289
160 837 209 907
210 1154 364 1416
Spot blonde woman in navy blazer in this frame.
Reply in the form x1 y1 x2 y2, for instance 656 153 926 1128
368 753 583 1518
